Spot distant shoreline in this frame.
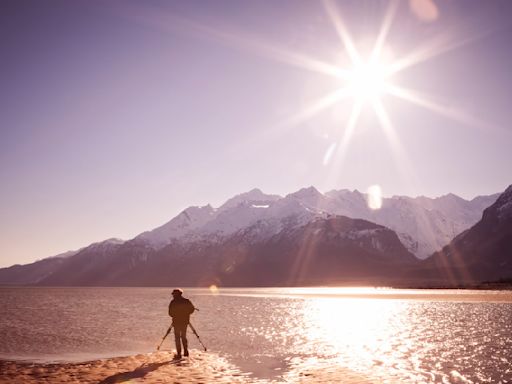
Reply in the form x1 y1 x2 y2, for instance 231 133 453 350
1 283 512 296
1 282 511 290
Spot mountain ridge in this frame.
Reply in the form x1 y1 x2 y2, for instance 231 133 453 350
0 186 506 287
419 185 512 284
17 215 418 287
131 187 499 259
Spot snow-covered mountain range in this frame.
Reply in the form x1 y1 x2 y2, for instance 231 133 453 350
135 187 498 259
0 185 508 287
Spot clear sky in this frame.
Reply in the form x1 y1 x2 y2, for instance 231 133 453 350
1 0 511 267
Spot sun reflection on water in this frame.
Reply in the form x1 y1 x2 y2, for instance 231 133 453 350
284 293 511 383
2 288 511 382
303 298 401 366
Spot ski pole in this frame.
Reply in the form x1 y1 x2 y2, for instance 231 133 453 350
157 323 173 351
188 322 207 351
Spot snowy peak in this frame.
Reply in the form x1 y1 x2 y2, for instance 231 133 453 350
86 238 125 250
440 192 464 201
136 204 216 247
286 186 327 211
103 238 125 245
180 205 215 222
470 193 501 212
200 202 271 236
411 192 499 226
219 188 281 211
287 186 323 200
199 191 322 239
325 188 350 197
77 238 126 258
324 189 368 214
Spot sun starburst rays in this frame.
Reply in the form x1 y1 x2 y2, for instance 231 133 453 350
277 87 354 132
371 0 399 63
323 0 362 67
317 0 412 188
324 99 363 186
386 85 501 132
271 0 499 194
127 0 499 184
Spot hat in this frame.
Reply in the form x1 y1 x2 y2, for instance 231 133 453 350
172 288 183 295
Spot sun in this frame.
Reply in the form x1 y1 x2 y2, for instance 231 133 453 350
347 60 391 102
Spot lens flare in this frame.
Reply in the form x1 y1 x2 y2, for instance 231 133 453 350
209 285 219 294
323 142 337 166
367 185 383 210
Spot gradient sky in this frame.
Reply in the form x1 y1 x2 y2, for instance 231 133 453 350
1 0 512 267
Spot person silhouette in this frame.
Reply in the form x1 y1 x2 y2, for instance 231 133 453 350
168 288 195 359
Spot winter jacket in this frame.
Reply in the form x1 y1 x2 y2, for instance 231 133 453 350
168 297 195 325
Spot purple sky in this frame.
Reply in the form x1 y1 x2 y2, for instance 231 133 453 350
1 0 512 267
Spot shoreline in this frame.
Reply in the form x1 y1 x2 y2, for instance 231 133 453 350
0 350 255 384
1 282 511 290
0 350 376 383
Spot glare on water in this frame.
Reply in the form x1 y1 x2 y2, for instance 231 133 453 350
1 287 511 383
